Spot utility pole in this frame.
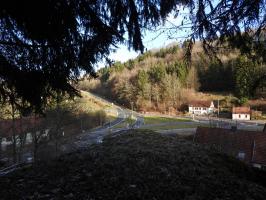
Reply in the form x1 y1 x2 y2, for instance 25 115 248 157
217 99 220 118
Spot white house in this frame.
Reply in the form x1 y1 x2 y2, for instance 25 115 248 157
232 107 251 120
188 101 215 115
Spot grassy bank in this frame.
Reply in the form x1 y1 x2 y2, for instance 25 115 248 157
1 130 266 199
144 116 191 125
141 123 198 130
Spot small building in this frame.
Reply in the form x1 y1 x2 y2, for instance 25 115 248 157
188 100 215 115
194 127 266 169
232 107 251 120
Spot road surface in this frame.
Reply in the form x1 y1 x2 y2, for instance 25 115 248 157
64 91 144 150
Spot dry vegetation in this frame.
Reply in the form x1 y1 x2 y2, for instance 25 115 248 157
79 41 266 115
1 130 266 199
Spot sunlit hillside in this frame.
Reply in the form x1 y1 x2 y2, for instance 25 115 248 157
79 42 266 114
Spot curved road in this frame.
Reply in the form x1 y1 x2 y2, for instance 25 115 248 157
1 92 132 176
70 91 144 149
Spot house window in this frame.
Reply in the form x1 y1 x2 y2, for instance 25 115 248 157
239 114 241 118
245 115 247 118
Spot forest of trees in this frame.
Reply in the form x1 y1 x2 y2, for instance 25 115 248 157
80 43 266 112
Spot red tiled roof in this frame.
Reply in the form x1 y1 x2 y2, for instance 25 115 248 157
188 100 212 107
232 107 250 114
194 127 266 166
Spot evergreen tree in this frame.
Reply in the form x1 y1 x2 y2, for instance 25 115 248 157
166 61 187 86
148 65 166 84
234 56 258 98
136 70 150 99
0 0 187 112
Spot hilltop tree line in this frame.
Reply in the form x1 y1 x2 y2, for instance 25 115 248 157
80 44 266 112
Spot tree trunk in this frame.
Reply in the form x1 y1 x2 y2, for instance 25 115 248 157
33 132 38 162
11 103 17 163
0 137 2 160
18 116 25 162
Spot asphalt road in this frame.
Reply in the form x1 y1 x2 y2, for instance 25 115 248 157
70 91 144 149
73 107 127 148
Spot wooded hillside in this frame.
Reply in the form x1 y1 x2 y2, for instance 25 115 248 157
79 41 266 113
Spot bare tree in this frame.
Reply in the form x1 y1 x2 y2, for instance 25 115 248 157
17 116 26 162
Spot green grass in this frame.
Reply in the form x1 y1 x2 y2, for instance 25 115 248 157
149 124 197 130
144 116 191 125
141 123 199 130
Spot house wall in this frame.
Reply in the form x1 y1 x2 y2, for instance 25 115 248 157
189 106 213 115
232 113 250 120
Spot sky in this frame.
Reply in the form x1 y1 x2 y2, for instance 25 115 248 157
97 10 192 69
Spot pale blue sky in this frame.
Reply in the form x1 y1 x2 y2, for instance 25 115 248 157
97 10 192 69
